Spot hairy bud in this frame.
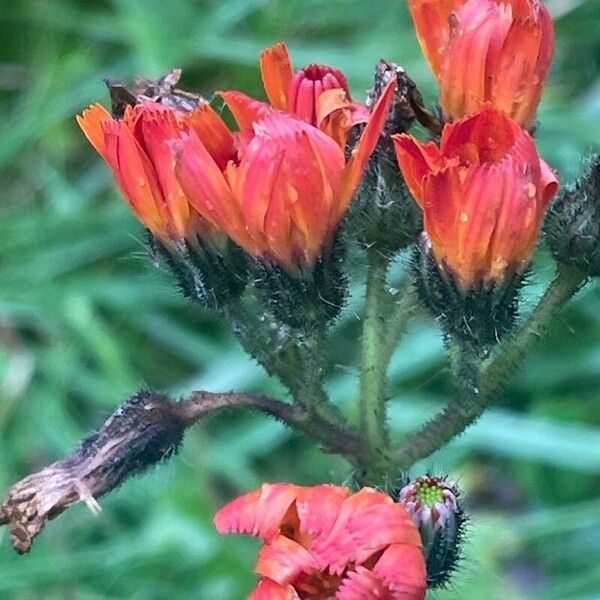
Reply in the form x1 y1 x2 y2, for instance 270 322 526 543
415 233 521 356
250 234 348 331
345 61 425 252
545 154 600 276
150 233 248 311
398 475 466 589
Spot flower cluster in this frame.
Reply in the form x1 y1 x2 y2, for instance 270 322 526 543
78 44 394 273
73 2 567 594
400 0 557 290
215 483 427 599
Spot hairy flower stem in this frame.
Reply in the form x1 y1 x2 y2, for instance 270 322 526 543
380 277 418 369
227 301 352 449
393 264 588 471
360 248 391 479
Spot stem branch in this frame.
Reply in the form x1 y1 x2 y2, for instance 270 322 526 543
360 248 391 478
393 265 588 471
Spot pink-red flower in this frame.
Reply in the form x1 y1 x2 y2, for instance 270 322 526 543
260 42 369 148
173 78 395 272
76 101 220 247
393 105 558 289
408 0 555 128
214 483 427 600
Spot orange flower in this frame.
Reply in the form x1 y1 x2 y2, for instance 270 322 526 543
76 101 220 247
173 79 395 272
260 42 369 148
408 0 555 128
393 106 558 289
214 483 427 600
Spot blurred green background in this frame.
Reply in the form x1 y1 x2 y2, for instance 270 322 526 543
1 0 599 598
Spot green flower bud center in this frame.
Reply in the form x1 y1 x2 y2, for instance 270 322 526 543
416 482 444 507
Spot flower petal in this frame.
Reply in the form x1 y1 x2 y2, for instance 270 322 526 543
76 103 113 159
102 119 168 239
408 0 462 76
393 134 444 207
186 101 236 169
231 113 345 268
338 77 396 219
173 131 243 237
256 534 320 585
335 566 393 600
218 90 273 132
214 483 300 541
139 107 193 238
249 578 301 600
296 485 350 542
260 42 294 110
372 543 427 600
309 488 394 574
347 502 422 565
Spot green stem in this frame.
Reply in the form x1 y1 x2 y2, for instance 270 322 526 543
481 265 587 397
380 278 418 369
360 248 391 477
393 264 588 471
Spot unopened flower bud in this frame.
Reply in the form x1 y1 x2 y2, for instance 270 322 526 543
398 475 466 589
409 0 555 129
395 107 558 353
345 61 425 252
545 154 600 276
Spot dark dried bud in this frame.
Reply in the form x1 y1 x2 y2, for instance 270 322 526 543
545 154 600 276
105 69 203 118
0 390 188 553
398 475 466 589
367 60 442 139
345 62 425 252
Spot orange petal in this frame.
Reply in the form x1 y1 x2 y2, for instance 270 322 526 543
372 543 427 600
539 158 559 205
256 534 319 586
186 101 236 169
440 1 512 121
316 88 354 149
296 484 350 541
102 119 168 239
309 488 394 575
393 134 444 207
249 578 301 600
218 90 273 132
232 112 345 269
213 483 300 541
335 566 392 600
408 0 463 76
260 42 294 110
337 77 396 220
348 503 422 566
76 103 113 159
140 107 192 238
173 131 250 246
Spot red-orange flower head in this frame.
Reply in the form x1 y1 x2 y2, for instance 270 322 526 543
393 105 558 289
408 0 555 128
260 42 370 148
214 483 427 600
76 101 221 248
174 78 395 273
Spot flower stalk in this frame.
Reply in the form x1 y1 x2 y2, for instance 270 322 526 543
393 264 588 471
359 247 391 478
